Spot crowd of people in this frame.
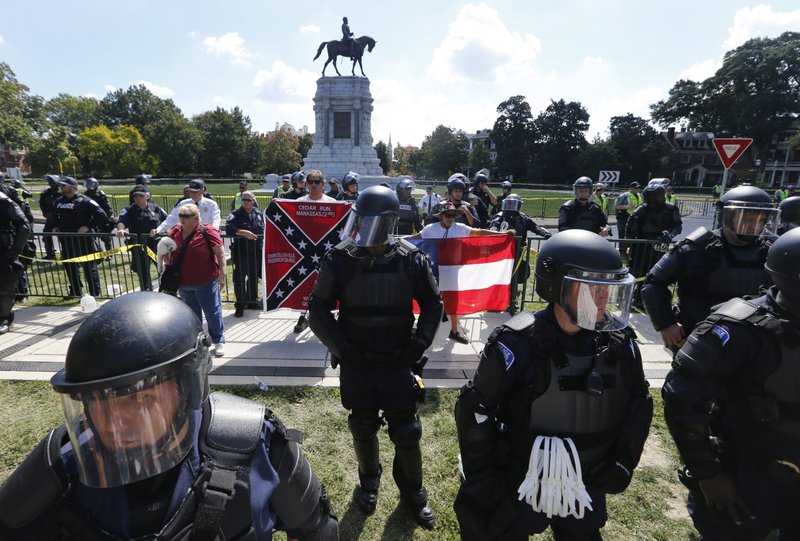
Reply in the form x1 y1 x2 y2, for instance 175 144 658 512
2 168 800 539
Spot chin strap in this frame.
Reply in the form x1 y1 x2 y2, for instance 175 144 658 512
517 435 593 519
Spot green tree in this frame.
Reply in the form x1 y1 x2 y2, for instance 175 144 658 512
651 32 800 163
298 133 313 158
144 109 203 176
607 114 666 181
260 129 302 174
393 144 418 176
531 99 590 183
76 124 152 177
492 95 535 181
0 62 46 149
25 126 72 176
468 141 492 177
417 125 468 179
44 93 101 137
192 107 255 177
374 140 390 173
575 138 622 182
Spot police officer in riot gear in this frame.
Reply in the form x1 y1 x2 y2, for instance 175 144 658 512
471 171 496 226
778 195 800 235
454 230 652 540
336 171 360 202
662 228 800 540
558 176 610 236
428 174 478 226
625 182 682 285
39 175 61 259
1 174 34 301
0 292 338 540
495 180 513 214
0 192 30 334
53 176 108 297
490 194 551 315
395 178 422 234
116 185 168 291
84 177 116 254
641 185 779 352
282 171 308 200
308 186 443 530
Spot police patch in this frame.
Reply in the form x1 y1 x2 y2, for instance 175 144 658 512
710 325 730 346
497 341 515 370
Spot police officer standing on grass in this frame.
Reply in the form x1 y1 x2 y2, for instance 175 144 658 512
662 228 800 540
495 180 512 215
429 174 479 226
128 173 152 204
1 174 35 301
226 190 265 318
116 185 167 291
490 194 552 315
155 179 221 234
454 230 652 541
395 178 422 234
0 292 339 540
84 177 117 255
308 186 442 530
471 171 496 226
593 182 608 214
558 176 610 236
778 195 800 235
53 176 108 298
0 191 30 335
641 185 779 353
282 171 308 200
39 174 61 259
336 171 360 202
615 181 643 248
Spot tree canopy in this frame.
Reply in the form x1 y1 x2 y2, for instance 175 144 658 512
417 125 468 179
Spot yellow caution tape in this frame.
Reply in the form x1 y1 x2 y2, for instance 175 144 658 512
21 243 159 264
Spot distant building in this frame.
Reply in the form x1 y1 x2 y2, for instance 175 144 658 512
466 129 497 164
764 122 800 187
0 144 30 179
661 127 726 187
273 122 309 137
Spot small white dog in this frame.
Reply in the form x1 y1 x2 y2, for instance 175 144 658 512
156 237 177 273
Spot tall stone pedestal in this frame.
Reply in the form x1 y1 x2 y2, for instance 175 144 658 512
302 77 384 183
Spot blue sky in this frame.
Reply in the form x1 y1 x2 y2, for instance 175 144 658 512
2 1 799 147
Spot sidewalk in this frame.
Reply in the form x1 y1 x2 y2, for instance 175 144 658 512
0 304 673 388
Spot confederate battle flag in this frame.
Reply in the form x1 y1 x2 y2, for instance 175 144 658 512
263 200 352 311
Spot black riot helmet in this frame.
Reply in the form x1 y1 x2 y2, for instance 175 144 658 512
778 196 800 233
765 227 800 318
396 178 415 199
534 230 635 331
50 292 212 488
342 171 359 190
642 183 666 209
474 171 489 186
84 177 100 191
447 173 468 194
501 193 523 213
135 174 151 185
291 170 306 188
573 176 593 194
340 186 399 247
501 180 512 192
720 185 779 240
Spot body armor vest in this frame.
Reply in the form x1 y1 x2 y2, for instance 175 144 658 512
397 200 417 224
527 342 631 464
339 249 415 354
562 201 603 232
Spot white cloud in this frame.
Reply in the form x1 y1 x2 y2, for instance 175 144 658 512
590 86 664 138
187 31 196 38
203 32 254 65
724 5 800 48
104 84 117 93
0 35 5 45
252 60 318 103
137 80 175 98
678 58 722 81
299 25 320 33
583 56 604 66
428 3 542 84
212 96 226 104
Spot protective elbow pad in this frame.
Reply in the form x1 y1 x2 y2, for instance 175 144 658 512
674 331 723 378
269 435 322 530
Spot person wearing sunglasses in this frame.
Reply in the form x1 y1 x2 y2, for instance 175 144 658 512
226 191 265 318
296 170 337 202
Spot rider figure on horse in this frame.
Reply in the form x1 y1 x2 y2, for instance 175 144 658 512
342 16 355 58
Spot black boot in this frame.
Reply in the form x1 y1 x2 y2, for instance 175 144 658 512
355 467 381 515
403 486 436 530
294 313 308 333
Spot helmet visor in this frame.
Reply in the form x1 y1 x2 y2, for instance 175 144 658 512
723 204 780 238
560 270 635 331
58 351 208 488
340 212 397 246
502 198 522 213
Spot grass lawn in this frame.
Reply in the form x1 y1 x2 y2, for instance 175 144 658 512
0 381 697 540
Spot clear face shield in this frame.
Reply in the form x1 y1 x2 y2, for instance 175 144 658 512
560 270 635 331
340 212 398 247
57 344 210 488
502 198 522 213
722 203 780 239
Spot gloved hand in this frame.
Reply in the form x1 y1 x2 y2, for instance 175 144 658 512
393 338 427 368
453 469 516 541
588 460 632 494
658 230 673 243
698 473 755 525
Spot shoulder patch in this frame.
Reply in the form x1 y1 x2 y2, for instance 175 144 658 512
226 213 235 221
710 325 731 346
497 340 515 371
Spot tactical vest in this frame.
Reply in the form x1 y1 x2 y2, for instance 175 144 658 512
0 393 275 540
562 200 603 232
705 298 800 444
338 243 416 354
397 200 418 225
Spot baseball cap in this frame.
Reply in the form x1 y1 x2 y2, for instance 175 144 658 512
629 181 640 188
188 179 205 191
56 176 78 186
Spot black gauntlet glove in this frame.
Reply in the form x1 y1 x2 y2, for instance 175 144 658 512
588 460 632 494
393 338 427 368
658 230 673 243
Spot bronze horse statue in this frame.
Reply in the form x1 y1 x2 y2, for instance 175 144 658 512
313 35 376 77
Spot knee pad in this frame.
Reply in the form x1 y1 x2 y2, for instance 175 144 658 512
386 410 422 447
269 434 322 530
348 411 381 441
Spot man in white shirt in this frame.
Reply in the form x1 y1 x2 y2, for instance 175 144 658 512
419 186 441 221
153 179 221 235
296 170 338 203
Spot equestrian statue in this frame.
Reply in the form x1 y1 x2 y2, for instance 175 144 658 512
313 17 376 77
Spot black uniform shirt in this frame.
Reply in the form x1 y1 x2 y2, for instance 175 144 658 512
54 193 108 232
118 203 168 234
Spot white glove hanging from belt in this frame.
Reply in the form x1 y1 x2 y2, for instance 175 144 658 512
517 435 593 519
